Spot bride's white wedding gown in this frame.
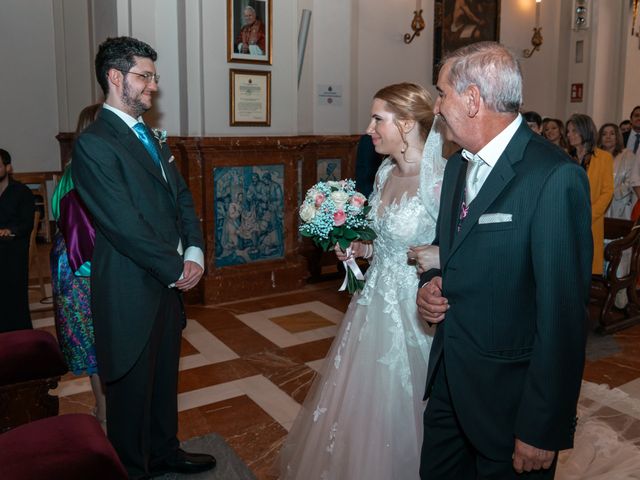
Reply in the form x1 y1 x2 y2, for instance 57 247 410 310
279 158 440 480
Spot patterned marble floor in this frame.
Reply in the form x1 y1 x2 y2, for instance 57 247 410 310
28 246 640 479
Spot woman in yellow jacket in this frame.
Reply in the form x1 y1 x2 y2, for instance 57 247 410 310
567 113 614 274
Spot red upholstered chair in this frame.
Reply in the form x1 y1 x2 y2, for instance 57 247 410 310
0 413 127 479
0 329 68 432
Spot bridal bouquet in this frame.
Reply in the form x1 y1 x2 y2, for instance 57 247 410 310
299 179 376 293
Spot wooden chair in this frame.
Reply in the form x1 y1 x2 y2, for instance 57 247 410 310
590 217 640 334
28 210 47 301
0 330 68 433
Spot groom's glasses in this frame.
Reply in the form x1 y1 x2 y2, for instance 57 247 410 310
117 69 160 84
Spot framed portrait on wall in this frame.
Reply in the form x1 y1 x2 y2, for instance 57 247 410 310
433 0 501 83
229 69 271 126
227 0 272 64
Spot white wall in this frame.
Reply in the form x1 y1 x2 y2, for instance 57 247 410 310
509 0 564 116
1 0 638 174
307 0 355 134
355 0 434 133
0 0 60 172
621 3 640 121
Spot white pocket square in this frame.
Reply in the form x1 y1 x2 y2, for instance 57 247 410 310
478 213 512 224
168 155 175 163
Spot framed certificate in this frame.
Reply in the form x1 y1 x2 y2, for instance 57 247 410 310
229 69 271 126
227 0 272 64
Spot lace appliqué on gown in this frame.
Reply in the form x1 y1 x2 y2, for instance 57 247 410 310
279 159 438 480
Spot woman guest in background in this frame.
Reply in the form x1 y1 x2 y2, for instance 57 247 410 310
543 118 569 152
599 123 636 220
567 114 614 275
50 103 105 428
597 122 637 308
278 83 445 479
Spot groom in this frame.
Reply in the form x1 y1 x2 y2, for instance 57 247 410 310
73 37 214 478
417 42 592 479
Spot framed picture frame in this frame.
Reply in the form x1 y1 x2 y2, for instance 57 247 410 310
433 0 501 83
229 69 271 126
227 0 272 64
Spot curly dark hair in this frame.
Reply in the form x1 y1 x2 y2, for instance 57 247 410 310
0 148 11 166
95 37 157 96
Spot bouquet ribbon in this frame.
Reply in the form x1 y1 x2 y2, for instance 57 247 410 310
339 246 365 292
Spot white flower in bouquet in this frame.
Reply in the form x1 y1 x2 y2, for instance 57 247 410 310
330 190 350 209
299 203 317 222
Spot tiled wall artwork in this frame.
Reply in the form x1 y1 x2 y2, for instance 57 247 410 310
316 158 341 182
214 164 284 267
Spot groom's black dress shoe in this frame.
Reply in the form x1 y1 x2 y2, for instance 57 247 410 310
148 448 216 476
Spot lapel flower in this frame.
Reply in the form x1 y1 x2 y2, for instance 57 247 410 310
151 128 167 146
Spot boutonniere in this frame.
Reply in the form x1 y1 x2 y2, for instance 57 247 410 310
152 128 167 146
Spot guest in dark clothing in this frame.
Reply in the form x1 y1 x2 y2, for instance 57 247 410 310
623 105 640 154
355 134 383 198
0 148 35 332
523 111 542 134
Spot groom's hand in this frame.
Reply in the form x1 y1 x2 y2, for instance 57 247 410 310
512 438 555 473
416 276 448 324
175 260 204 291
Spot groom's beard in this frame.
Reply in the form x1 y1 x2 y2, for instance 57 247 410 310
121 78 151 119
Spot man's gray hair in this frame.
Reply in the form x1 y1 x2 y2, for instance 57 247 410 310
443 41 522 113
244 5 256 14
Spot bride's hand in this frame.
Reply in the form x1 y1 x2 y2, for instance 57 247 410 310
334 241 372 261
408 244 440 273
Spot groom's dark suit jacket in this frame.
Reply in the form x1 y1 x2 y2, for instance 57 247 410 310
421 122 592 459
72 108 203 383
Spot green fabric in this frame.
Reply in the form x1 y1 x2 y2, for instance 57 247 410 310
75 261 91 277
51 166 74 221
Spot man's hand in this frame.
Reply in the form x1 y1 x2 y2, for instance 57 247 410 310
0 228 12 237
174 260 204 292
512 438 555 473
416 276 448 323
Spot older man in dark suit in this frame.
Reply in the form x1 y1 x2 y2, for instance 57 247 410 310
417 42 592 479
72 37 214 479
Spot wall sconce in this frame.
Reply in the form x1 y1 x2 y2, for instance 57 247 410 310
523 0 543 58
404 1 425 44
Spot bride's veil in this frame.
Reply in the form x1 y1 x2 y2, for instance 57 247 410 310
419 115 447 226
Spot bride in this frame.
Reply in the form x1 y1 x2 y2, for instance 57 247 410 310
278 83 446 479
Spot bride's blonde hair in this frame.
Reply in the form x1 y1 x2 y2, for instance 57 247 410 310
374 83 434 145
